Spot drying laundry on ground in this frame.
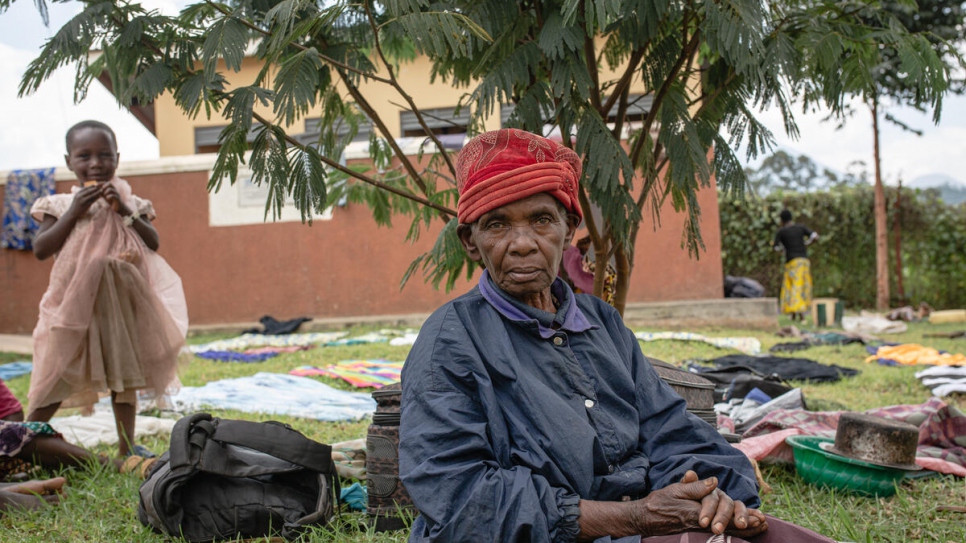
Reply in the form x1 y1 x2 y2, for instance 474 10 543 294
323 332 392 346
290 359 404 388
193 345 313 363
50 409 176 448
716 388 806 434
916 366 966 397
692 354 859 383
194 350 282 363
0 361 33 380
189 331 348 353
330 437 367 480
886 303 933 322
389 332 419 346
728 396 966 477
842 311 908 335
866 344 966 367
769 330 866 353
635 331 762 355
242 315 312 335
165 372 376 421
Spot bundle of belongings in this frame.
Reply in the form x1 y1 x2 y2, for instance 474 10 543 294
724 275 765 298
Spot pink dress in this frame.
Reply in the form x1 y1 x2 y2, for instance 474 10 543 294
28 178 188 413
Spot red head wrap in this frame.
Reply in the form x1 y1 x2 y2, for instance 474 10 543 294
456 129 582 224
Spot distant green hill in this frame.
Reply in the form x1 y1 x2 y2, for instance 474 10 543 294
909 174 966 205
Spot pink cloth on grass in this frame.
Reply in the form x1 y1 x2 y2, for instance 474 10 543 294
729 397 966 477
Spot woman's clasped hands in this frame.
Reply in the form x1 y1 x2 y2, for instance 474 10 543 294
634 470 768 538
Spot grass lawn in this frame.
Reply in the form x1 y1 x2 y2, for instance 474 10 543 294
1 318 964 542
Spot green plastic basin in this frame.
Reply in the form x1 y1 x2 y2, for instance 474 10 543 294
785 435 907 497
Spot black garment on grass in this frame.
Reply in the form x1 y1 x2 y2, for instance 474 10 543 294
701 354 858 383
243 315 312 335
769 333 864 353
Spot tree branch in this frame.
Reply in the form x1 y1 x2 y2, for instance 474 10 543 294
630 19 701 167
206 0 393 85
110 4 455 216
340 75 432 196
249 110 455 215
601 48 645 116
584 31 602 110
363 0 458 178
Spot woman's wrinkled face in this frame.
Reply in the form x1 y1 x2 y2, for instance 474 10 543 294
459 193 577 306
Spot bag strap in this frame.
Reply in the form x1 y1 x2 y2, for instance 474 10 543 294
167 412 214 470
209 419 335 474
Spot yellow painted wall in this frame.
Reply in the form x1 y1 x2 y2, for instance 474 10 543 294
153 52 651 156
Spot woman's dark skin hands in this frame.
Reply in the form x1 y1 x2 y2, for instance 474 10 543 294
577 470 767 541
677 470 768 538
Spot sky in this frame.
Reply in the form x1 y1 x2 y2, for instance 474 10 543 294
1 0 965 187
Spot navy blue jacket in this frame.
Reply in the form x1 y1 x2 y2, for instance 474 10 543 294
399 284 759 543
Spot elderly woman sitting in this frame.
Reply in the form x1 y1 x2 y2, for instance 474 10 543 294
399 129 834 543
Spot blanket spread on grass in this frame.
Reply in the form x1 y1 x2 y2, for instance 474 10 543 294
726 397 966 477
0 361 33 380
635 331 761 355
189 332 348 353
50 410 177 448
194 350 281 363
193 345 313 363
865 343 966 367
167 372 376 421
290 359 403 388
323 332 391 346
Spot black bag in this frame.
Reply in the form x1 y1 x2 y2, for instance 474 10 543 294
137 413 340 542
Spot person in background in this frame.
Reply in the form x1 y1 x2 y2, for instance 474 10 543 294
774 209 819 322
399 129 834 543
561 235 617 305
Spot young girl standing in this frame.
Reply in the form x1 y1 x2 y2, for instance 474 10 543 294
27 120 188 457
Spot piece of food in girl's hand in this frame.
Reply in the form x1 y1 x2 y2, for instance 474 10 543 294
84 181 98 187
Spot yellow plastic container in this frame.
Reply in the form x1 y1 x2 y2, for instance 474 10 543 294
929 309 966 324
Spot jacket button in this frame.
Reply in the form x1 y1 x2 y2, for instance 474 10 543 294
584 399 595 408
553 336 563 346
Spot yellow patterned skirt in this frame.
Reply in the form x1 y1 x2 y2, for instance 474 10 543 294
780 257 812 315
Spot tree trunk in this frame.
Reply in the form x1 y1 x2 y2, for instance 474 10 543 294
871 99 890 311
613 244 632 316
894 180 904 303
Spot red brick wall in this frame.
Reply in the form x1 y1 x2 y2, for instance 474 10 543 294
1 171 722 333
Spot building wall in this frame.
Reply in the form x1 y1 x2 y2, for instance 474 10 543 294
0 156 722 334
154 54 649 156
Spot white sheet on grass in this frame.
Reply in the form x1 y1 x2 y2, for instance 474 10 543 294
166 372 377 421
50 411 177 448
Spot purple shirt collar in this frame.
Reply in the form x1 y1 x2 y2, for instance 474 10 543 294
478 269 596 338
